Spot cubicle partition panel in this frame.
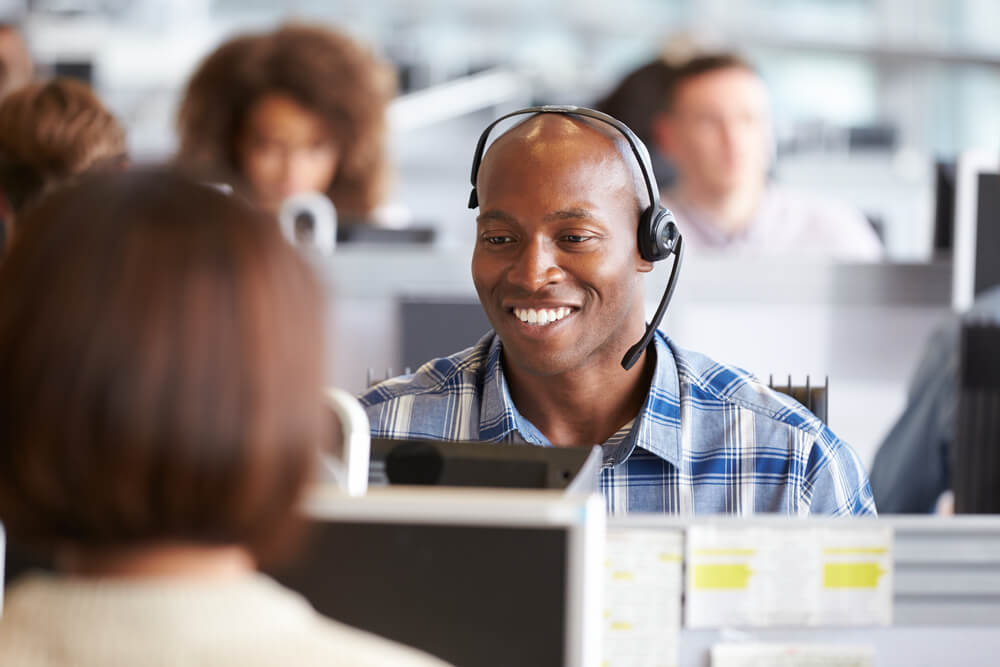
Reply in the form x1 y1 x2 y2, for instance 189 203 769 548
322 250 953 463
611 514 1000 667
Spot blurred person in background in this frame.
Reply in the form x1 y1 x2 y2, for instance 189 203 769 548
651 52 883 260
869 286 1000 514
177 24 396 224
0 23 33 99
594 56 676 189
0 78 127 256
0 168 447 667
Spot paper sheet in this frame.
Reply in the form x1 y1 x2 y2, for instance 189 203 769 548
711 643 874 667
602 528 683 667
686 525 892 627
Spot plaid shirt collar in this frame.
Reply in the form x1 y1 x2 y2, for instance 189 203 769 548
478 332 681 466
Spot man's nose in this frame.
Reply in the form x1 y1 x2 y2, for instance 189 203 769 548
505 237 563 292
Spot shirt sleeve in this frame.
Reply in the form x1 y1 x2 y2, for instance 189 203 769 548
802 424 879 516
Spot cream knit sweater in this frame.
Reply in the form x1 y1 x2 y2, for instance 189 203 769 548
0 572 450 666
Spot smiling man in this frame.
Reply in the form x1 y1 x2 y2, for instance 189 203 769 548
360 109 875 516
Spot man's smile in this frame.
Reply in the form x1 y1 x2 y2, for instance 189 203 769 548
509 305 577 326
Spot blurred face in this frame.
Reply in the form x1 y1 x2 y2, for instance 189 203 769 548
472 118 653 377
238 93 338 211
658 67 771 198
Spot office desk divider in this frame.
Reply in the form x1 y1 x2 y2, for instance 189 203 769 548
7 497 1000 665
602 528 684 667
610 514 1000 667
684 523 892 627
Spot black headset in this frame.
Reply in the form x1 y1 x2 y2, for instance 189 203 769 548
467 105 684 371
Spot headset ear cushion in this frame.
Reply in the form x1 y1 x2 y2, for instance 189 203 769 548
637 207 657 261
639 208 678 261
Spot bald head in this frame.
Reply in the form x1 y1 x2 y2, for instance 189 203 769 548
476 113 650 218
470 111 656 382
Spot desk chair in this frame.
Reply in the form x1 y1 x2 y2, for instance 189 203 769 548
768 374 829 426
954 322 1000 513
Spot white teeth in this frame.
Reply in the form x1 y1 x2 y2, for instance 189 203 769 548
512 307 573 326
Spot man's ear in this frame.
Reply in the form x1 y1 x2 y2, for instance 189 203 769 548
636 256 655 273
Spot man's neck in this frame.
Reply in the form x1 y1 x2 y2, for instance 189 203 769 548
671 180 765 237
504 346 655 447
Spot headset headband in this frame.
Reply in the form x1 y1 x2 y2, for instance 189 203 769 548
468 105 661 211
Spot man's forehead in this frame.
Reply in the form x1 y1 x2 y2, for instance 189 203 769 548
674 66 768 108
484 113 625 158
477 113 644 205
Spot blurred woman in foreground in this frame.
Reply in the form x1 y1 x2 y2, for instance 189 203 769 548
0 168 445 666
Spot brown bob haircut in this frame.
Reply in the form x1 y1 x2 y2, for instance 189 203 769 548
0 167 327 562
177 23 395 219
0 77 126 215
660 52 759 113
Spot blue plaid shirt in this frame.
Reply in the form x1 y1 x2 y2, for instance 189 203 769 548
360 331 876 516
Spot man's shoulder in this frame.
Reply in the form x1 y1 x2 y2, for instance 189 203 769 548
666 337 875 515
358 334 494 408
667 339 824 434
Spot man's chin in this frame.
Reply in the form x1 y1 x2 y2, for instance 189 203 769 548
498 340 575 378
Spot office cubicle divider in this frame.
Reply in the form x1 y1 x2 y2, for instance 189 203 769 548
614 514 1000 667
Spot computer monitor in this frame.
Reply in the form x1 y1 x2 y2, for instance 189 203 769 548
369 437 602 493
398 298 490 371
271 487 605 667
952 150 1000 310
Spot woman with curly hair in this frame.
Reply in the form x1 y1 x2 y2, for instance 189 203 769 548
177 24 395 221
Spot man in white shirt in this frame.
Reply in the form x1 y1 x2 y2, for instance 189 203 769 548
651 53 883 260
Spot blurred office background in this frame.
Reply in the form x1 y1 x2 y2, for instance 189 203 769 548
7 0 1000 466
10 0 1000 258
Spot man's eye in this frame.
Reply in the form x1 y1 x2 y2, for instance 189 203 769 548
562 235 593 243
483 235 514 245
